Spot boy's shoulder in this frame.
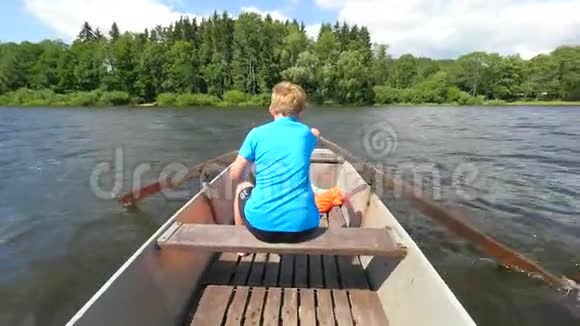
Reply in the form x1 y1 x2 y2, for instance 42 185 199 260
253 120 277 131
246 121 273 139
248 118 311 141
256 118 309 132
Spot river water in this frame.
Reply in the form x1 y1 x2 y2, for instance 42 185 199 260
0 106 579 325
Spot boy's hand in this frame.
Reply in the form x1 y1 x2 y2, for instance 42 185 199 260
311 128 321 138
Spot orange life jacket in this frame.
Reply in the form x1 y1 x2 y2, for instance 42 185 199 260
314 188 343 214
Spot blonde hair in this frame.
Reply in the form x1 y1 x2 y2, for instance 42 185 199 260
270 82 307 116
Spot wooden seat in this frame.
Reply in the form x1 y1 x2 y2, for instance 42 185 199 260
157 224 407 257
190 285 389 326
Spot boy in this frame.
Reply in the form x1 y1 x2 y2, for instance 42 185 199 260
230 82 320 244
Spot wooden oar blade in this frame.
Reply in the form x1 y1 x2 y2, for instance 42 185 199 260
116 150 238 207
318 136 571 289
568 273 580 283
369 165 564 286
119 182 163 207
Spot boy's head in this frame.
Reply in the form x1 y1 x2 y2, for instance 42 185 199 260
269 82 307 117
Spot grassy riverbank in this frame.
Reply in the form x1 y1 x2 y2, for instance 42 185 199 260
503 100 580 106
374 101 580 107
0 88 270 108
1 88 579 108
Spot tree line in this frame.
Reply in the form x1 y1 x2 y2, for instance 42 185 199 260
0 12 579 107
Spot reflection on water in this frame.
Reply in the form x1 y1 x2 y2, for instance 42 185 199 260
0 106 579 325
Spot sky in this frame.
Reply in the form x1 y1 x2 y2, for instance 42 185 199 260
0 0 579 59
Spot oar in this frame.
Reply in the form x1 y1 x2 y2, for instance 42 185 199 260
117 150 238 207
318 136 578 290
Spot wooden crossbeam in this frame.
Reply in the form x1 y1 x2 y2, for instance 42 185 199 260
157 223 407 257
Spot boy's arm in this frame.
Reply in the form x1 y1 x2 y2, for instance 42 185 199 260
232 128 256 183
230 155 250 183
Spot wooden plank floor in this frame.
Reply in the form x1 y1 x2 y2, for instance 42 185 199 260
190 286 388 326
187 209 388 325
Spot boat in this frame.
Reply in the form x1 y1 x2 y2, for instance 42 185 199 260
67 148 476 326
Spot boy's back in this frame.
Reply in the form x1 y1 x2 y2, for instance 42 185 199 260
239 116 319 232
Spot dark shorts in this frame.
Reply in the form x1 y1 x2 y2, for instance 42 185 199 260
237 186 317 243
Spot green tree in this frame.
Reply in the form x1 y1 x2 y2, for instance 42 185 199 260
55 48 76 92
257 15 284 92
202 12 234 95
483 54 524 100
347 26 372 63
335 50 372 104
29 41 68 90
312 24 341 101
456 52 488 96
109 22 120 40
412 72 449 103
164 40 198 93
103 33 140 94
389 54 418 89
94 28 105 41
415 58 440 83
77 22 97 43
282 50 319 101
552 46 580 100
136 41 168 101
282 24 309 67
527 54 559 99
314 24 339 63
0 43 30 92
232 12 263 94
71 40 105 91
371 44 391 85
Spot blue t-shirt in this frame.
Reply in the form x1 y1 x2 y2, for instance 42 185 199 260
239 117 319 232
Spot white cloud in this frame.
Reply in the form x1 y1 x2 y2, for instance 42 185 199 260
240 6 290 22
24 0 312 43
314 0 580 58
305 24 321 40
24 0 196 40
